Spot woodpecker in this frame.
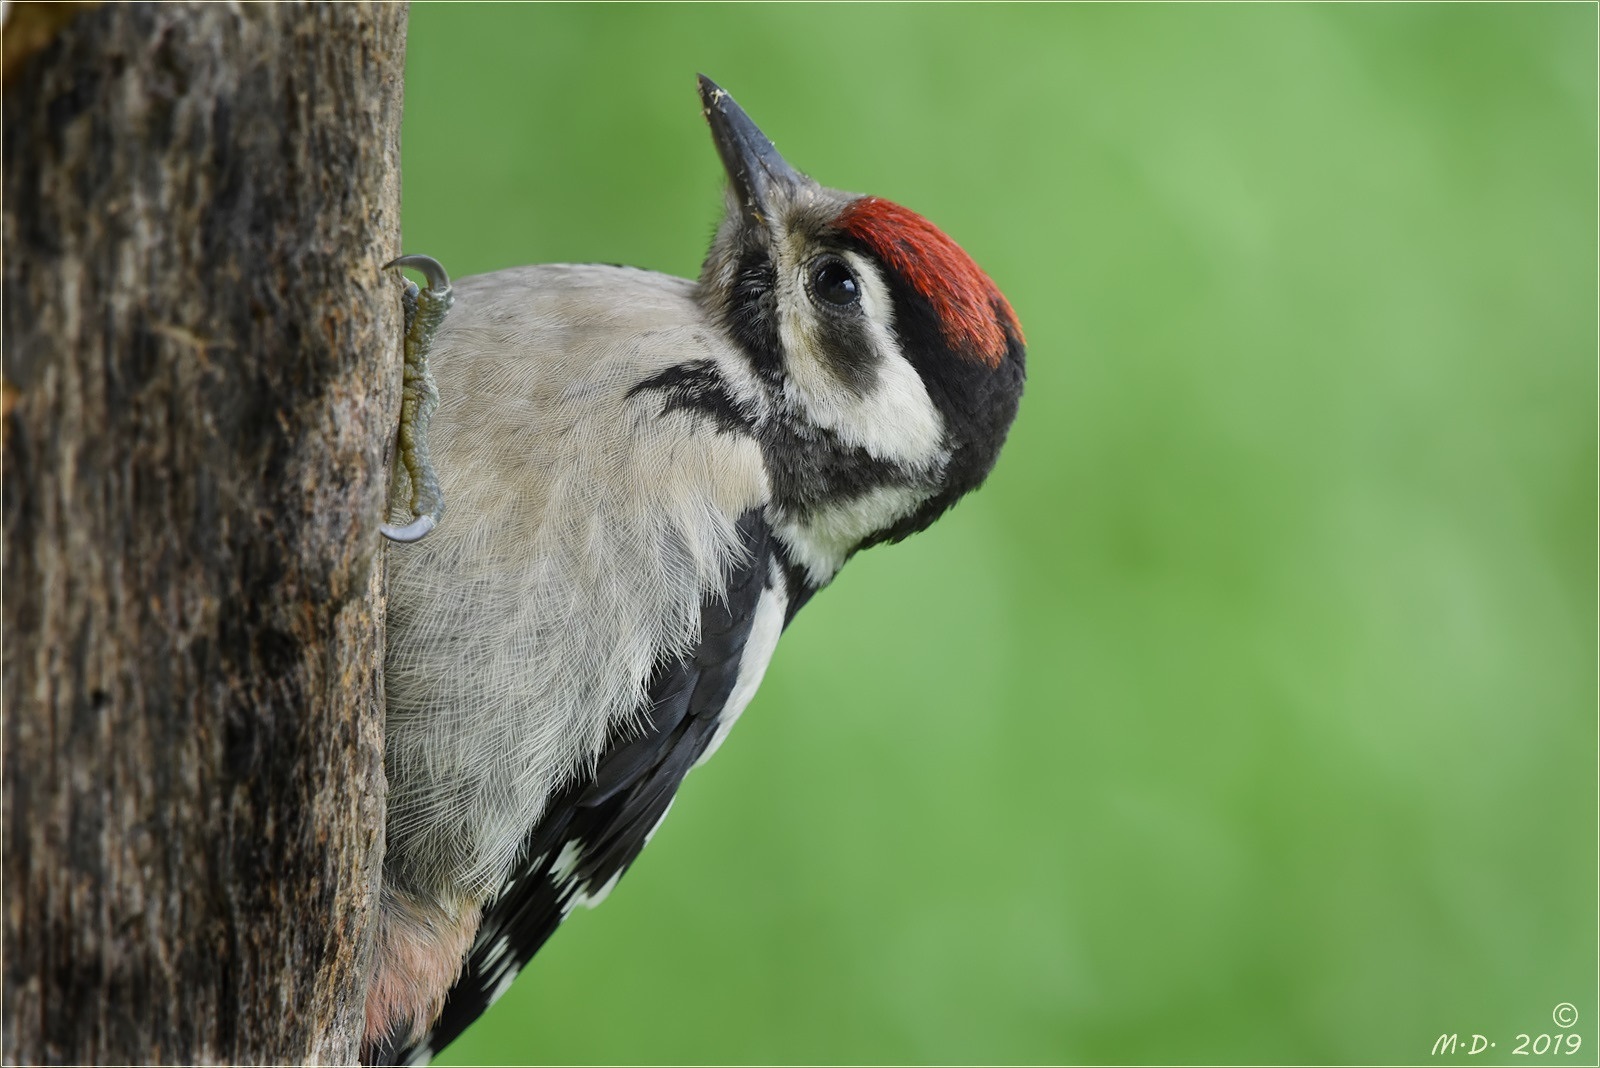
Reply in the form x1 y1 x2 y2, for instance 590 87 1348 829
365 76 1026 1066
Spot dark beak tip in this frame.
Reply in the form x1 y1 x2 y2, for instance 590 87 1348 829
695 75 809 214
697 73 724 111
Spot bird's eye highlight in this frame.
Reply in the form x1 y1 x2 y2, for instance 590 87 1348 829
808 258 861 310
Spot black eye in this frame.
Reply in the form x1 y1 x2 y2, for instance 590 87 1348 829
809 258 861 309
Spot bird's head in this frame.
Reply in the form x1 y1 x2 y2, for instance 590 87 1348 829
695 76 1025 579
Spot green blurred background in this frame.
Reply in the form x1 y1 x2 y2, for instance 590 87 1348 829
399 4 1595 1065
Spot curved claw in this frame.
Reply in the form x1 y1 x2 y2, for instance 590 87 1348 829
382 253 454 546
385 254 452 293
381 514 438 543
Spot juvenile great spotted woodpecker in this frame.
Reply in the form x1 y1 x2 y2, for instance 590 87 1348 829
365 76 1026 1065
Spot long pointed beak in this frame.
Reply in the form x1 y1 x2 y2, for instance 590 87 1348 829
698 75 807 223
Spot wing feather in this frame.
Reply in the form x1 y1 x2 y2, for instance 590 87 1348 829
381 514 781 1066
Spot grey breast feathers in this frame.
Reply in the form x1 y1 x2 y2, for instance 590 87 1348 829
383 265 770 899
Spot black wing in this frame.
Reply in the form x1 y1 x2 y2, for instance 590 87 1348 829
381 512 780 1067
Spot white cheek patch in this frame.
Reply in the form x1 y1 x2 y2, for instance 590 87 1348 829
774 244 947 470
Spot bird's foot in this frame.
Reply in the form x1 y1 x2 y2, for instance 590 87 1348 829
382 254 454 542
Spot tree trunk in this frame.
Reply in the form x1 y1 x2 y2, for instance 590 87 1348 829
3 3 405 1062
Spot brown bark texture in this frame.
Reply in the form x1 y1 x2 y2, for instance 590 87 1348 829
3 3 407 1063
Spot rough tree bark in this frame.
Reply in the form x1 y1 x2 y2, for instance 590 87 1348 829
3 4 406 1062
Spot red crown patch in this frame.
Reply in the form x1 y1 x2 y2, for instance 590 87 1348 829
834 196 1022 368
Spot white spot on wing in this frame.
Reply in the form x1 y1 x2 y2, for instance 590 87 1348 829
550 840 584 886
487 965 521 1006
695 581 788 767
644 798 677 844
483 934 512 967
574 870 624 910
